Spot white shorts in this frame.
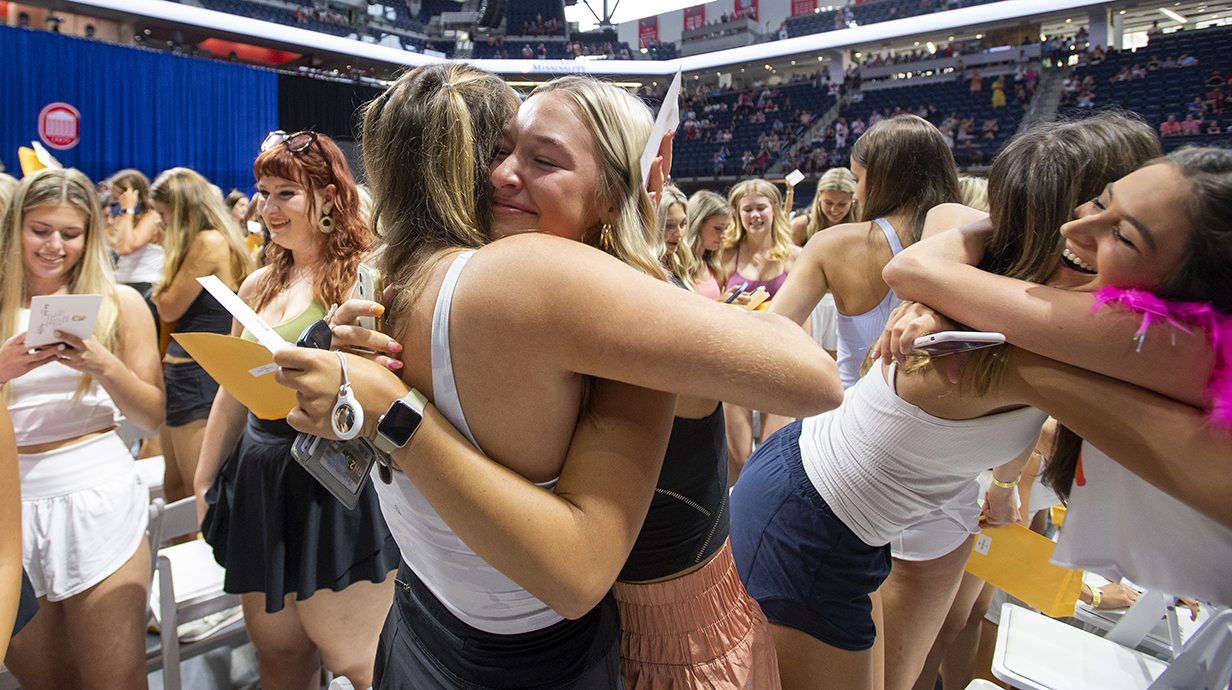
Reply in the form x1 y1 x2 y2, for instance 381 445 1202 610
811 294 839 353
20 433 148 602
890 479 982 562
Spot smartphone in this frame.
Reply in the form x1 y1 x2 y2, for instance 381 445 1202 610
354 263 384 332
291 432 379 510
725 282 749 304
912 331 1006 356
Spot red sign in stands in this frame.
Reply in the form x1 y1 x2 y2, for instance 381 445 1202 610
791 0 817 16
683 4 706 30
734 0 758 21
638 15 658 49
38 102 81 151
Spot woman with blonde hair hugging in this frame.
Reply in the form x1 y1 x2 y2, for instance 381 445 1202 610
1 168 164 689
149 168 252 505
681 189 733 299
721 179 803 482
791 167 860 247
275 67 836 688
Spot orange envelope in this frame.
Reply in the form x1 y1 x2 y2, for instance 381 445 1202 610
965 523 1083 618
171 332 297 420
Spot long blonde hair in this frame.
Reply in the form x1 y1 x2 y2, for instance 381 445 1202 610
723 179 793 263
685 190 731 287
528 77 666 281
150 168 252 296
657 185 691 285
0 168 119 400
805 167 860 240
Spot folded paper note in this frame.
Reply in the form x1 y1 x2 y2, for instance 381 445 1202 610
26 294 102 347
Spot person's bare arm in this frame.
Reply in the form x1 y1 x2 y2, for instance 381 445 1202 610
766 227 836 327
0 404 22 660
153 230 230 322
192 271 264 523
110 208 159 257
1008 348 1232 529
482 235 842 415
883 223 1215 406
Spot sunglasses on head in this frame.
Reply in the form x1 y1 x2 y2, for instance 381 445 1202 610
262 130 319 154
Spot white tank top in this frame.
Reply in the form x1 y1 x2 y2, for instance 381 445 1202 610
834 217 904 389
372 251 564 634
114 242 165 285
7 309 120 447
1052 443 1232 605
799 363 1047 547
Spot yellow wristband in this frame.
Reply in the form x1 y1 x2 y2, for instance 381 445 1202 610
1091 587 1102 608
992 477 1018 489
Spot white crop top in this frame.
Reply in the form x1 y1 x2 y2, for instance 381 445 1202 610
834 217 904 389
372 251 564 635
1052 443 1232 605
800 363 1046 547
8 309 120 447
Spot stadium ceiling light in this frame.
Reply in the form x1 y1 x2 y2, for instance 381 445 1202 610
1160 7 1189 22
927 41 937 52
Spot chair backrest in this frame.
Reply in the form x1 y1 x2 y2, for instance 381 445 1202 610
1148 610 1232 690
159 498 200 543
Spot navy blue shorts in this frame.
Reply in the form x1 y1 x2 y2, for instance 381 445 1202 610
729 420 892 651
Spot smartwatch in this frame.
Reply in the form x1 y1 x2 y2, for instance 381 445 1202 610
373 389 428 455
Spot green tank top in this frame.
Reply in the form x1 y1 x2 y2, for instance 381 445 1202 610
241 301 327 343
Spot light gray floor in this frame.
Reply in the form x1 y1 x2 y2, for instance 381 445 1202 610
147 643 261 690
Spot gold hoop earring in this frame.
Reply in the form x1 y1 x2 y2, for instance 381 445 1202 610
319 209 334 233
600 223 614 252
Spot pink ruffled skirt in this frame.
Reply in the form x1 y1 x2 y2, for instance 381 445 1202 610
613 539 782 689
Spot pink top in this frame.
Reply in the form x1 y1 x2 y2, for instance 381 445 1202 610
694 270 721 300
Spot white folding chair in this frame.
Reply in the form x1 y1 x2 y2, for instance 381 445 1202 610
146 497 246 690
992 603 1232 690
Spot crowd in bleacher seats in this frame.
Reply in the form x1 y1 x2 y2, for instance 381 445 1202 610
292 5 349 26
1063 23 1232 150
784 0 1005 39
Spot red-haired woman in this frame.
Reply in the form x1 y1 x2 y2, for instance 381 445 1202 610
196 131 397 690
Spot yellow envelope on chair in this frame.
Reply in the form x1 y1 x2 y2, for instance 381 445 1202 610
965 523 1083 618
171 332 297 420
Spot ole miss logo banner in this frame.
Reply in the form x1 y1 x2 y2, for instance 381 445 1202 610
791 0 817 16
735 0 758 20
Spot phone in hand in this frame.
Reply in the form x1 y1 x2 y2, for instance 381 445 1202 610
912 331 1005 356
725 282 749 304
354 263 384 332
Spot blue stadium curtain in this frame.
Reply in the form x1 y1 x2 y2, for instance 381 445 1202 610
0 24 278 193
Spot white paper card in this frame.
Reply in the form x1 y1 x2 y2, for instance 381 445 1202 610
248 363 278 377
640 69 683 185
974 533 993 556
786 169 805 187
25 294 103 347
197 276 288 352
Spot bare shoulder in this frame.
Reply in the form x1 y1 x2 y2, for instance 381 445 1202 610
923 203 988 239
238 266 269 300
112 283 147 312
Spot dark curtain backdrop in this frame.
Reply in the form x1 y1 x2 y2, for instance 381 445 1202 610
277 73 383 143
0 24 278 193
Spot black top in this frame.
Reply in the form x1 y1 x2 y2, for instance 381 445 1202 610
165 288 233 358
618 403 730 582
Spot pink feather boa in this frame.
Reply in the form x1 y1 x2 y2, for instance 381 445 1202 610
1092 286 1232 428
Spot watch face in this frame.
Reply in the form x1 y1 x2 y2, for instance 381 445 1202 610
380 398 423 447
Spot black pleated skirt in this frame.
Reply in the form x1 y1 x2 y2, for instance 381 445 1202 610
202 414 400 613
